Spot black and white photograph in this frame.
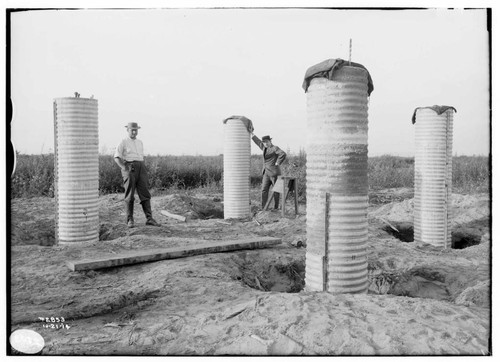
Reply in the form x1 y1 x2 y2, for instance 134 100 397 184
4 0 496 357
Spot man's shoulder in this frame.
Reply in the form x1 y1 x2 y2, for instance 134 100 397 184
119 137 142 143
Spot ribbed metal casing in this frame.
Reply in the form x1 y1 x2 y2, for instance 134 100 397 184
304 66 369 294
223 118 251 219
53 97 99 244
414 108 453 248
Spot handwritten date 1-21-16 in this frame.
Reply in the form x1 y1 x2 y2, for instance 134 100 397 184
43 323 70 330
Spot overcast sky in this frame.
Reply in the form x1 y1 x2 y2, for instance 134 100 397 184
9 6 491 157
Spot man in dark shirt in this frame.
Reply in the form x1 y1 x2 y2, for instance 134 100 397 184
251 133 287 209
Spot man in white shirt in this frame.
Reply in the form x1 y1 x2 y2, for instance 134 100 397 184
114 122 160 228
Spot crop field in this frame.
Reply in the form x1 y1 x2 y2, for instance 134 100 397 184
11 152 490 199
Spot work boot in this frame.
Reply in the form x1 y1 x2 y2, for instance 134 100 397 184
142 199 161 227
145 218 161 227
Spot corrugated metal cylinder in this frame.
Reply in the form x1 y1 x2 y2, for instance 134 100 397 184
414 108 454 248
304 66 370 294
53 97 99 244
223 118 251 219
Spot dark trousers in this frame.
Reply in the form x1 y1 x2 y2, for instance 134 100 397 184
262 173 280 209
121 161 151 221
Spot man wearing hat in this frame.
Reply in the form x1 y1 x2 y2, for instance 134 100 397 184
251 132 287 209
114 122 160 228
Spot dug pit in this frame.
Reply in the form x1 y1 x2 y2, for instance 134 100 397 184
368 266 451 302
228 249 472 305
383 222 413 243
452 231 481 249
382 221 483 250
229 251 305 293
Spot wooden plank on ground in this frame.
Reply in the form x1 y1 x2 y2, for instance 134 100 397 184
66 237 282 271
160 210 186 222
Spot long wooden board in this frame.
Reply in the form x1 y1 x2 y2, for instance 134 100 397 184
66 237 281 271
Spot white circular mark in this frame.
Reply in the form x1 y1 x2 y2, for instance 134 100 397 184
9 329 45 354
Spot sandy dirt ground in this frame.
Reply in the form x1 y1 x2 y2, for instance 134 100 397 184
9 188 491 356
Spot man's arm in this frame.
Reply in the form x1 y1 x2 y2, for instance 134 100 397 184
114 157 127 170
114 141 127 170
251 134 264 150
275 147 287 166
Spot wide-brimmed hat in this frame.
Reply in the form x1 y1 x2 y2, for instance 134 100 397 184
125 122 141 129
262 135 272 141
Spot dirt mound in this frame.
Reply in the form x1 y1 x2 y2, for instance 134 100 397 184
369 187 414 205
254 209 284 224
252 210 306 247
370 198 414 223
451 194 490 225
455 280 490 307
155 194 223 220
370 193 490 226
9 189 491 355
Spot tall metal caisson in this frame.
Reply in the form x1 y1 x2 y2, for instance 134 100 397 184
302 59 374 293
412 106 456 249
53 96 99 244
222 116 253 219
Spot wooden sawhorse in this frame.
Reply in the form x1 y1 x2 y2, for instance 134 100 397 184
263 176 298 217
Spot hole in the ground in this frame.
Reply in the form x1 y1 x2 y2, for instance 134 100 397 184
239 260 305 293
99 223 114 241
383 222 414 243
369 267 451 302
452 231 481 249
369 264 488 306
193 207 224 219
383 221 485 250
12 219 56 246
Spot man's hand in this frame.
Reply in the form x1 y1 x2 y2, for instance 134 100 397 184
116 157 129 171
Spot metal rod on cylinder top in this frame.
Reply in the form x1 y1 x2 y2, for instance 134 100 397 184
349 38 352 65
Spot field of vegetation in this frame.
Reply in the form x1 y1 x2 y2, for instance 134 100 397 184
10 152 490 199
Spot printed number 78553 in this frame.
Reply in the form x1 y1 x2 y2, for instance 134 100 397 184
38 317 65 323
